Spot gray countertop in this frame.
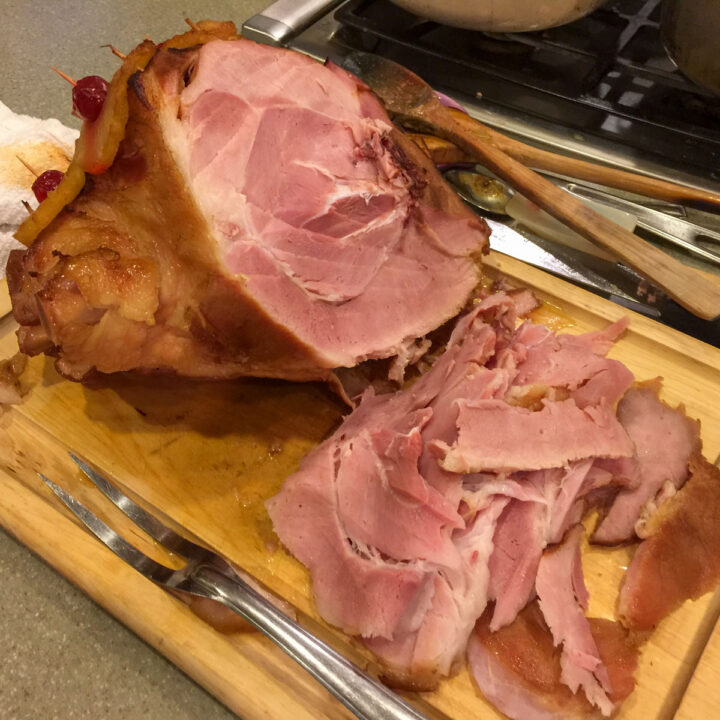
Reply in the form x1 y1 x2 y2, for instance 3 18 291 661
0 2 272 718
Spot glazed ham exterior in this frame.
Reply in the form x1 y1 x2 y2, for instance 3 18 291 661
7 37 488 381
619 453 720 630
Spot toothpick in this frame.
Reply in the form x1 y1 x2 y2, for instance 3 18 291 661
50 66 76 86
185 18 199 31
16 155 39 177
22 200 33 215
102 44 126 60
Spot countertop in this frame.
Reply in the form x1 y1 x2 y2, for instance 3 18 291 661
0 2 271 718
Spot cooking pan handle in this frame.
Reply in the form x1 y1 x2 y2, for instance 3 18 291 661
242 0 345 46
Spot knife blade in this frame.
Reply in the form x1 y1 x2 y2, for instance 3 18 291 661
486 220 661 317
563 183 720 267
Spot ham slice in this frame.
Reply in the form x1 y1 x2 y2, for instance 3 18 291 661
8 35 488 381
437 399 634 474
618 453 720 630
487 460 597 632
512 318 629 389
268 296 648 696
468 601 638 720
592 382 701 544
536 526 614 715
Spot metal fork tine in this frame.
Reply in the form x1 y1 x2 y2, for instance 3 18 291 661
39 469 429 720
68 452 208 559
39 473 176 584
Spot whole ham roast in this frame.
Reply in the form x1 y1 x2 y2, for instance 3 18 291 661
9 21 720 720
7 23 488 381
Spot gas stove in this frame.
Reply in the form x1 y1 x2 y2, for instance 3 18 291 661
245 0 720 193
243 0 720 344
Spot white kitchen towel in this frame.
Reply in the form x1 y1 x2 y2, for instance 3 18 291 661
0 101 78 277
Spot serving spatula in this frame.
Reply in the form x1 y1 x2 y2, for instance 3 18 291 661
342 51 720 320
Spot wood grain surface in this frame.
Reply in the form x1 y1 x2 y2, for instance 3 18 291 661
419 109 720 210
0 278 10 319
1 251 719 720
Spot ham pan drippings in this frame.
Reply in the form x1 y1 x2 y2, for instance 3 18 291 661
7 35 489 381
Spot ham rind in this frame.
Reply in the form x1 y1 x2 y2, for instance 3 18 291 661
536 526 614 716
8 36 489 381
468 602 638 720
437 399 634 474
592 383 701 544
618 453 720 631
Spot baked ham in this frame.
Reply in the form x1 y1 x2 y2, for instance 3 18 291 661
7 34 488 381
267 292 652 713
618 453 720 631
468 601 639 720
592 382 701 544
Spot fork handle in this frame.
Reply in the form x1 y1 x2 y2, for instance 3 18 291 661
194 566 429 720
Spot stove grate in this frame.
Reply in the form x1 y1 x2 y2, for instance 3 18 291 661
334 0 720 180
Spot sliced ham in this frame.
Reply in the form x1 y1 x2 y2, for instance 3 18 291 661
468 602 638 720
268 298 646 694
267 297 705 714
592 382 701 544
535 526 614 716
618 453 720 631
437 399 633 474
8 35 488 381
487 460 595 632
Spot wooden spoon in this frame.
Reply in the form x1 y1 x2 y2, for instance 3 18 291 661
343 51 720 320
408 112 720 211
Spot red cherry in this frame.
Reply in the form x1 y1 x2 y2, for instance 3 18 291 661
72 75 109 122
32 170 65 202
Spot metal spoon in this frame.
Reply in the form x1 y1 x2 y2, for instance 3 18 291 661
444 168 635 261
444 169 511 215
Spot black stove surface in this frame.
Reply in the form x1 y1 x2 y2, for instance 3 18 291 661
334 0 720 184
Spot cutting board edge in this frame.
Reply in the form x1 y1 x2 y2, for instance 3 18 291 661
0 464 373 720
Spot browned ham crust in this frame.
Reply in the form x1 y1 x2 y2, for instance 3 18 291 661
8 38 488 382
619 452 720 631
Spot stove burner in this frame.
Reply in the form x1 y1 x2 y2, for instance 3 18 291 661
334 0 720 181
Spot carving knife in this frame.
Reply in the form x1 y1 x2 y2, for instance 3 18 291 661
485 220 661 317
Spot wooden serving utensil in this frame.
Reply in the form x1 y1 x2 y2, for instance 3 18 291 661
343 51 720 320
408 112 720 211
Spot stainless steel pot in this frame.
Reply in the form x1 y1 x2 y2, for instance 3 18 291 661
662 0 720 94
389 0 608 32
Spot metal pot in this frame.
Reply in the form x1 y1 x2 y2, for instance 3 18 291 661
389 0 608 32
661 0 720 94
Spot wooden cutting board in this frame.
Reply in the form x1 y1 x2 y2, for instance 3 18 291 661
1 253 720 720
